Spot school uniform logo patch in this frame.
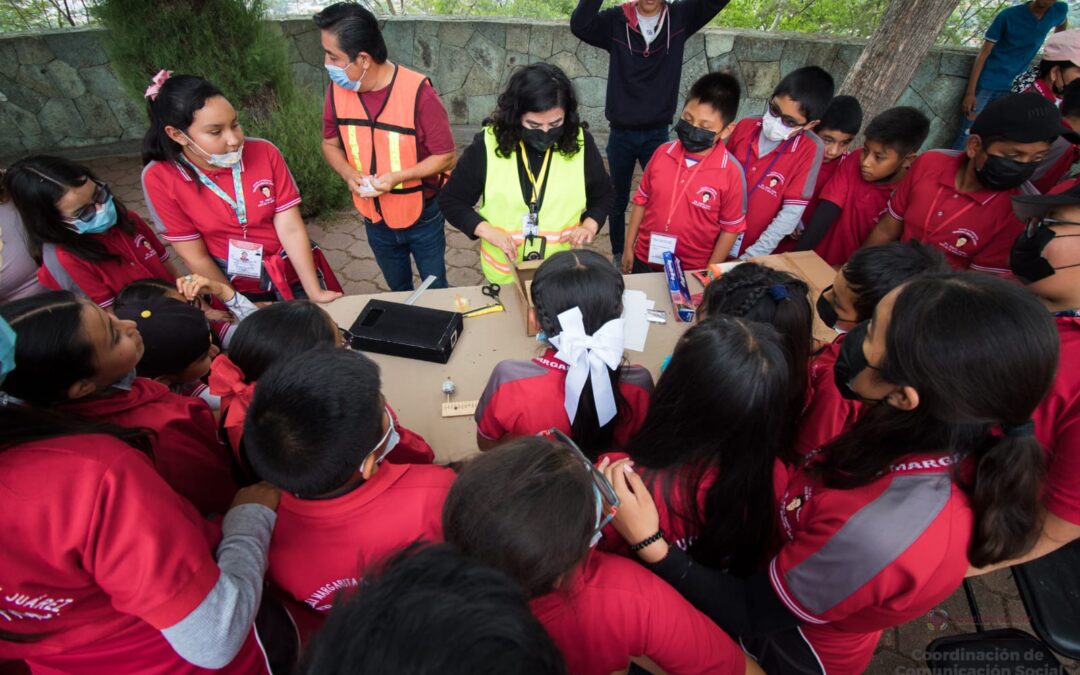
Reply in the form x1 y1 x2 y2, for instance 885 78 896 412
133 234 157 262
941 228 978 258
760 172 785 198
692 186 718 209
252 179 276 208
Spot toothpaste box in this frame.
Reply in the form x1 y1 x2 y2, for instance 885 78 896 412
662 251 696 323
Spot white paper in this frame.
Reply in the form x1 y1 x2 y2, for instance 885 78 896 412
621 289 653 353
648 233 678 265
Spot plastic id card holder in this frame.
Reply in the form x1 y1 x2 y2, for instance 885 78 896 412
227 239 264 279
648 233 678 265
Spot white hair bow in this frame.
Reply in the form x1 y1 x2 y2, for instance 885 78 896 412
549 307 625 427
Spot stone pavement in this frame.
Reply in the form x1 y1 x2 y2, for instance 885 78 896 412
82 151 1078 674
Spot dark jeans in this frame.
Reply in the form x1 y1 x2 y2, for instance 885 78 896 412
606 126 670 256
364 199 449 292
950 87 1010 150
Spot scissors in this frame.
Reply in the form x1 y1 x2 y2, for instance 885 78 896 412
481 283 502 306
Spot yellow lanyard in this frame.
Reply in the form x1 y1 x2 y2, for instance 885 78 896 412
518 142 553 212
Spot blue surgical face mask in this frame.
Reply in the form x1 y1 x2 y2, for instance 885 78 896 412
326 62 365 92
182 133 243 169
111 368 138 392
0 318 16 385
66 196 118 235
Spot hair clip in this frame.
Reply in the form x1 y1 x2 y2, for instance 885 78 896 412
768 284 790 302
144 69 172 101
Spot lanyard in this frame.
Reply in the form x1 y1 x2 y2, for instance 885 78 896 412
519 142 553 214
1055 309 1080 317
744 131 793 195
186 161 248 236
663 153 707 231
924 185 992 241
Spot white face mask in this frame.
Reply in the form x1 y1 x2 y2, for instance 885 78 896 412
761 109 797 143
183 133 243 169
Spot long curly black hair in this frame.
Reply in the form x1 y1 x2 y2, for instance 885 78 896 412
483 63 585 159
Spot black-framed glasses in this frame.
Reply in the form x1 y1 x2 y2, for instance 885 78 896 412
1024 216 1080 239
64 180 112 224
540 428 619 533
767 100 806 130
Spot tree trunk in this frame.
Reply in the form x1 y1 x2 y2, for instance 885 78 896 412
839 0 961 131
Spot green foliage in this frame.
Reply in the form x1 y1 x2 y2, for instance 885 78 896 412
93 0 344 215
0 0 91 33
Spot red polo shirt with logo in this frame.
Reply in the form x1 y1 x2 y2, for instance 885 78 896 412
631 140 747 270
529 551 747 675
725 118 824 256
475 348 654 449
814 153 896 267
1033 315 1080 525
141 139 302 293
37 211 172 309
267 462 454 633
0 434 269 674
886 150 1031 275
770 452 973 674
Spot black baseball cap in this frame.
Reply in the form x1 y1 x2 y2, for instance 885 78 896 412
115 295 213 378
971 92 1080 144
1012 182 1080 221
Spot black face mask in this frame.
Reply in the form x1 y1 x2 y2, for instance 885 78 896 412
674 119 717 154
833 321 877 401
975 153 1039 191
816 286 840 329
523 127 562 153
1009 221 1080 283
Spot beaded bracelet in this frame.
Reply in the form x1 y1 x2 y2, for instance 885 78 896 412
629 529 666 552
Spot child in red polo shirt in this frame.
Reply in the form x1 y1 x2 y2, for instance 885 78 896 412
779 95 863 252
0 374 279 675
244 348 453 638
607 272 1058 674
621 72 746 273
797 241 948 459
864 92 1075 275
0 290 237 516
4 156 176 309
476 250 653 459
1032 77 1080 193
795 107 930 267
725 66 832 259
597 317 790 574
444 434 761 675
980 187 1080 567
141 73 341 303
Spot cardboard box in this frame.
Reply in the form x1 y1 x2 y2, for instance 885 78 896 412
662 251 696 323
509 259 544 336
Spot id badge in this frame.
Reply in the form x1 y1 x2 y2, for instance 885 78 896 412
648 233 678 265
728 232 745 259
227 238 264 279
522 212 539 238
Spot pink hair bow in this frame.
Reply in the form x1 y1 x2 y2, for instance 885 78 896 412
144 69 172 101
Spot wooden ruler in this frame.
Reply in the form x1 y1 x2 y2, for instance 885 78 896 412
441 399 479 418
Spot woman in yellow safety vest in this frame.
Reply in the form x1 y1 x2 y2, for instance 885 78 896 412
439 63 614 285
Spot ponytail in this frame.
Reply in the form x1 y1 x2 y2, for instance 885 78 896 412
966 432 1045 567
142 74 225 166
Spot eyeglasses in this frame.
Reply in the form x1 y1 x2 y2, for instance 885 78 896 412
63 180 112 224
1024 216 1080 238
768 101 806 130
540 428 619 535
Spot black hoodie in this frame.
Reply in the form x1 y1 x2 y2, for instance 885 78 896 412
571 0 729 130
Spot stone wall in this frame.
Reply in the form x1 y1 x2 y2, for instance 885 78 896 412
0 17 976 160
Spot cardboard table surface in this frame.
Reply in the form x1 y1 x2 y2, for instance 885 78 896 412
323 251 836 463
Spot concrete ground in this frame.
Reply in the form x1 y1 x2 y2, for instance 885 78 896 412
84 151 1078 674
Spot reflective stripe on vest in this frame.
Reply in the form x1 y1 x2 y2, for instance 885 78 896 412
476 127 587 284
333 65 427 229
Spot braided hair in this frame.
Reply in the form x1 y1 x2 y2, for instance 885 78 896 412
699 263 813 462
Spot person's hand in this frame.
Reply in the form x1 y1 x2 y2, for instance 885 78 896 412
342 171 370 196
569 220 598 248
203 309 232 323
601 458 668 563
620 249 635 274
176 273 231 303
961 92 978 119
231 481 281 511
475 222 519 262
307 288 344 304
370 171 401 196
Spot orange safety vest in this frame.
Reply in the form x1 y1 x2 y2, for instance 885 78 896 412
332 65 430 229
